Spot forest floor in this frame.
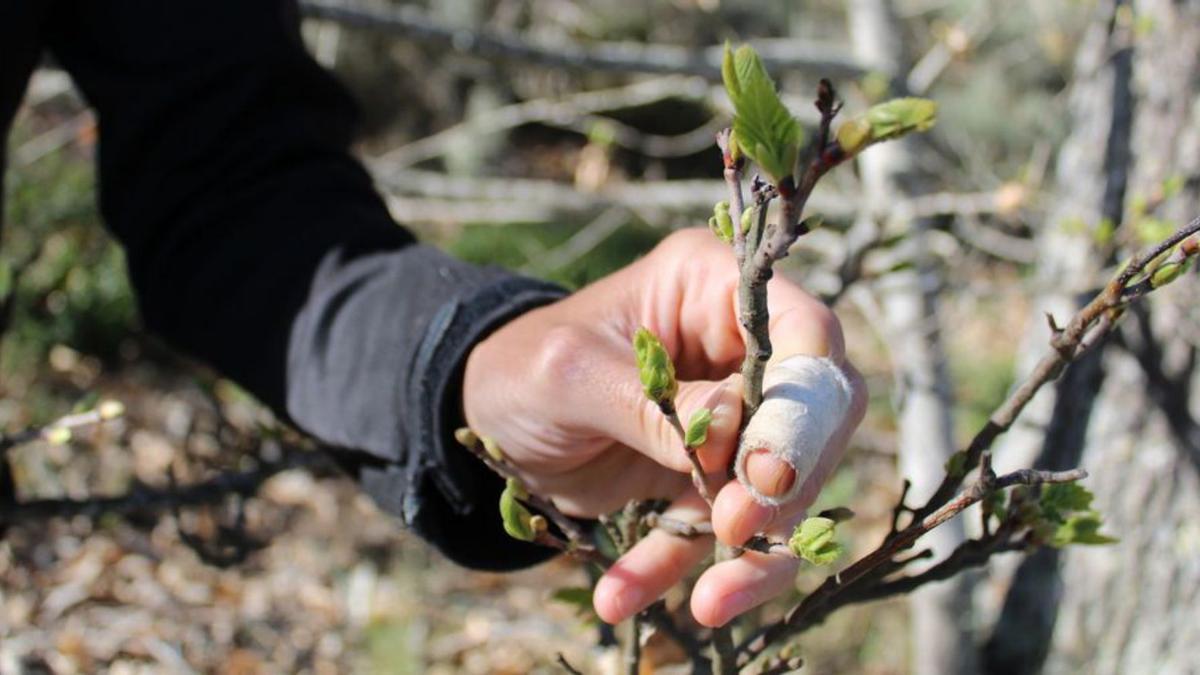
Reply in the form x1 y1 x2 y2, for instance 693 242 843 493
0 338 913 675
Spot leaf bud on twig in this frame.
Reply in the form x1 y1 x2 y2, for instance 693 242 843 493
709 201 734 243
633 327 678 409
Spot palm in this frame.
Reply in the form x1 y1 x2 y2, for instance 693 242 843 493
462 228 864 628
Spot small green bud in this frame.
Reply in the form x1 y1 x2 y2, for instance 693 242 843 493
43 422 71 444
1151 260 1189 288
633 328 678 407
506 477 528 500
684 408 713 448
740 204 756 235
98 400 125 421
500 478 537 542
710 201 734 243
789 516 845 565
44 426 72 445
454 427 479 448
482 436 505 462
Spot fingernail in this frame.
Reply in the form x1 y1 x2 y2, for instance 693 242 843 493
745 449 796 498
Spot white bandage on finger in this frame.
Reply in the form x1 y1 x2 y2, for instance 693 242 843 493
735 355 854 507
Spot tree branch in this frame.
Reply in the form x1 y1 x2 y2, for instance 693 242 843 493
299 1 866 80
0 448 323 525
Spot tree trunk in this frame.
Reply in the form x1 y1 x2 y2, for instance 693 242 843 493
847 2 975 673
985 0 1200 672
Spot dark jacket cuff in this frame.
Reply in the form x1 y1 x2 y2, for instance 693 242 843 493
401 276 567 569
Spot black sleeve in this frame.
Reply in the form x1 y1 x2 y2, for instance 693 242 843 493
43 0 566 570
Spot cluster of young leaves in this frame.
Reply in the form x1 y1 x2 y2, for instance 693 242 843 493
721 44 804 182
788 516 846 565
1037 483 1117 547
992 482 1117 547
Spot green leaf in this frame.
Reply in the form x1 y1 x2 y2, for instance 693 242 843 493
500 478 537 542
1039 483 1093 523
865 98 937 140
1051 512 1118 547
789 516 845 566
633 327 678 407
684 408 713 448
836 98 937 158
722 43 803 182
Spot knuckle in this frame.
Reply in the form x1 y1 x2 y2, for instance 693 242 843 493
533 324 593 387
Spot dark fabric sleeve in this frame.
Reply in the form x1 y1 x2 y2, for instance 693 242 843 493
42 0 566 570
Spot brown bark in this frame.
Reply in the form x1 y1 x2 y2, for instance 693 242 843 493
985 0 1200 672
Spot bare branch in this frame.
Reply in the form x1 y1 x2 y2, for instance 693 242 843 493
0 448 323 526
457 432 592 550
299 1 866 80
0 401 125 455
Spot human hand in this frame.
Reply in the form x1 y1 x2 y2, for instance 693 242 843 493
462 228 866 627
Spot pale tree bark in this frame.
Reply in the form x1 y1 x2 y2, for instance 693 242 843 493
980 1 1130 671
847 2 975 673
984 0 1200 673
1045 0 1200 671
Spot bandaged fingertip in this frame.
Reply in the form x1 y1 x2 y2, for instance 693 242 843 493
735 355 854 507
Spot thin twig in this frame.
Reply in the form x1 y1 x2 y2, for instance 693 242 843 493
736 466 1086 665
663 406 715 504
910 215 1200 525
0 449 324 525
644 512 713 538
0 402 125 455
556 653 584 675
458 434 592 548
716 129 747 265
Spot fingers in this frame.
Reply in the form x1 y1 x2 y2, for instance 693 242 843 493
711 480 807 548
690 510 808 628
580 354 743 475
593 491 712 625
764 275 845 365
711 364 867 547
